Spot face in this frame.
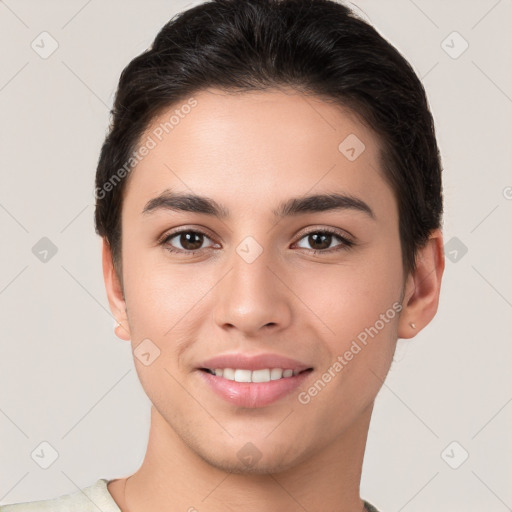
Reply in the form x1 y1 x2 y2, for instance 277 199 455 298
111 88 409 473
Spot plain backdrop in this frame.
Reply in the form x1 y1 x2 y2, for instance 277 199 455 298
0 1 511 511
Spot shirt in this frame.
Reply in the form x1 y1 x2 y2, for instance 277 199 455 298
0 480 121 512
0 478 381 511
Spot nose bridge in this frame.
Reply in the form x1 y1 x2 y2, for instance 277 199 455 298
213 234 292 333
232 237 273 293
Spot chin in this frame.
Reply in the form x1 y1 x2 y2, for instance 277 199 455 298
192 438 307 476
200 453 300 476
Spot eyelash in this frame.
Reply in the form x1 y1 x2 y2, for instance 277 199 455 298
159 227 355 256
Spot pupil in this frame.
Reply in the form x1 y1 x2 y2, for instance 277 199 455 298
310 233 331 250
181 232 203 250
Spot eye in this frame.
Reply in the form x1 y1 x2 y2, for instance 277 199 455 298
294 228 355 254
161 229 217 255
160 227 355 256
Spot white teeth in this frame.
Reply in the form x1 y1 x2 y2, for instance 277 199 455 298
234 369 252 382
210 368 300 383
270 368 283 380
252 369 271 383
222 368 235 380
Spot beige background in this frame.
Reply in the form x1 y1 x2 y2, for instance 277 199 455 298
0 1 511 510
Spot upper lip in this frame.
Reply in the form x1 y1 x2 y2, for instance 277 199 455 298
198 353 313 372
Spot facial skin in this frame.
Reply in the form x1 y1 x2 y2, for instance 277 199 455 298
103 88 444 512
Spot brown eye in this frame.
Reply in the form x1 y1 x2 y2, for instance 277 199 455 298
306 232 333 250
162 230 216 254
295 229 355 253
177 231 204 250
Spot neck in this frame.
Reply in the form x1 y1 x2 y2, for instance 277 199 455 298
111 403 374 512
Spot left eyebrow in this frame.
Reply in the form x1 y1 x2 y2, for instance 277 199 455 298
276 192 376 220
142 189 376 220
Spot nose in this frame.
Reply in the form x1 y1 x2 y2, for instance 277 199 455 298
212 244 293 336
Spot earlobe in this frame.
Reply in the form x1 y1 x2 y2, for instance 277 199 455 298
114 321 131 341
397 229 445 339
101 238 131 341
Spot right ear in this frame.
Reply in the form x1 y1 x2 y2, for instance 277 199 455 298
101 238 131 341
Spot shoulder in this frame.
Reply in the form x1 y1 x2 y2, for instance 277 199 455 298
0 479 121 512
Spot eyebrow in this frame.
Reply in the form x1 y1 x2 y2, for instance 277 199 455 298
142 189 376 220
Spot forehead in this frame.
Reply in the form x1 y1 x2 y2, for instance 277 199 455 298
123 88 396 222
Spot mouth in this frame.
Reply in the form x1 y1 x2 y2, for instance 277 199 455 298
196 352 314 407
199 367 313 383
197 367 314 408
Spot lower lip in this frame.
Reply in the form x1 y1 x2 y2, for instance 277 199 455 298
197 370 312 408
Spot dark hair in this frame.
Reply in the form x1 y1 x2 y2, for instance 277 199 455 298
94 0 443 280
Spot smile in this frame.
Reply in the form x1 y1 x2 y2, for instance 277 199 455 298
198 368 313 408
200 367 311 383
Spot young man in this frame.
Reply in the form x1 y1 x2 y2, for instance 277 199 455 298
1 0 444 511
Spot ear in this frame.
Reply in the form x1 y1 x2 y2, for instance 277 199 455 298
101 237 131 341
397 228 445 339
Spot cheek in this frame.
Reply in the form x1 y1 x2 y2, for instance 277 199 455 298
294 255 402 413
121 244 218 342
291 245 403 342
